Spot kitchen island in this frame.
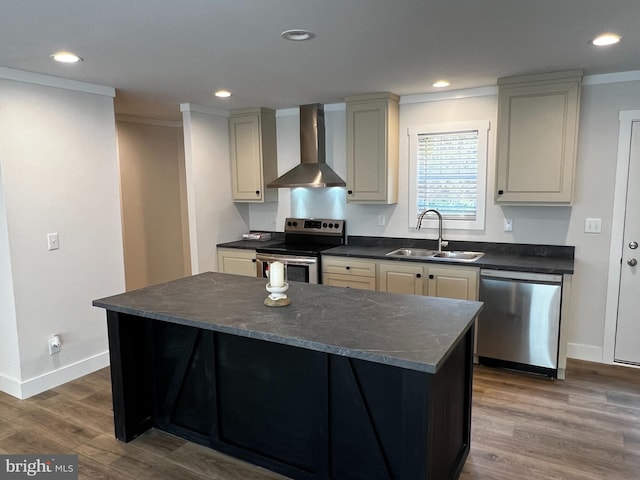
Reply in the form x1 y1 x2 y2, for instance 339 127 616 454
93 272 483 480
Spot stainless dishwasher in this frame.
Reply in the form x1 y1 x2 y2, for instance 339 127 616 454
477 269 562 378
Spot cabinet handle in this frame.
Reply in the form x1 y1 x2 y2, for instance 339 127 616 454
347 190 353 195
252 259 256 263
345 266 351 270
416 273 422 278
255 190 260 196
429 274 434 279
497 189 504 195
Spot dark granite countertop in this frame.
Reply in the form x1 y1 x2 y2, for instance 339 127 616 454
323 245 574 275
217 235 575 274
93 272 482 374
216 232 284 251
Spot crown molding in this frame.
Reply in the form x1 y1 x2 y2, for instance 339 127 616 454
400 86 499 104
179 103 229 117
583 70 640 85
116 114 182 127
0 66 115 97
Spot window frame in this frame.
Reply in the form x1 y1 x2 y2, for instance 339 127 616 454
408 120 490 231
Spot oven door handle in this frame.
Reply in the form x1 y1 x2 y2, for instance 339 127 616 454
256 254 318 266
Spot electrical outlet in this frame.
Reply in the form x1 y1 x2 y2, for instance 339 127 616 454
48 335 61 355
504 218 513 232
584 218 602 234
47 233 59 251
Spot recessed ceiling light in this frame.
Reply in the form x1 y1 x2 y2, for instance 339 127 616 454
51 51 83 63
433 80 450 88
281 29 315 41
214 89 232 98
591 33 621 46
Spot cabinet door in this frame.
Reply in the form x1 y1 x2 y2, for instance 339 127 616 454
426 265 478 301
346 93 399 204
378 262 424 295
495 71 582 205
217 249 257 277
322 273 376 291
230 114 263 201
229 108 278 203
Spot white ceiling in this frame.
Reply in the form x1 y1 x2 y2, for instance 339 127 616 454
2 0 639 120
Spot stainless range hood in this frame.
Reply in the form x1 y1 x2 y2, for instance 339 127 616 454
267 104 346 188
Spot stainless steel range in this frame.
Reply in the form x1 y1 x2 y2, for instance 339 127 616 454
256 218 346 284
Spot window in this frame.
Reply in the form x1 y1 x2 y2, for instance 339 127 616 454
409 120 489 230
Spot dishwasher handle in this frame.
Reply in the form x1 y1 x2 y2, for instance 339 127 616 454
480 269 562 284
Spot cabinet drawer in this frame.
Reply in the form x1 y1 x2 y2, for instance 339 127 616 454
322 273 376 291
217 248 257 277
322 257 376 277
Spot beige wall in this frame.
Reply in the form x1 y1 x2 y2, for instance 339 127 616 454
181 105 250 274
117 119 190 290
0 70 125 398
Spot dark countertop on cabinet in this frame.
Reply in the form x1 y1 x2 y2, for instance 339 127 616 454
323 244 574 275
93 272 483 374
216 236 284 251
217 235 575 275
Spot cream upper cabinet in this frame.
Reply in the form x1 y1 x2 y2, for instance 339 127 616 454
425 265 478 301
345 93 399 204
495 70 583 205
217 248 257 277
322 256 377 291
378 262 424 295
229 108 278 203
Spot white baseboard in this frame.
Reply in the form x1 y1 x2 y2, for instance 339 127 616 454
0 373 22 399
0 351 111 400
566 343 603 363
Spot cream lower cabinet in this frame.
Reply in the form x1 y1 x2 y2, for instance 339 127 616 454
378 262 478 301
378 262 424 295
217 248 257 277
322 256 377 291
426 265 478 301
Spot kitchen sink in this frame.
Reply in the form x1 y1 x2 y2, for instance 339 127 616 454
385 248 438 258
386 248 484 262
430 251 485 261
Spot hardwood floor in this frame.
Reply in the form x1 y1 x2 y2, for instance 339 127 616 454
0 359 638 479
462 360 640 480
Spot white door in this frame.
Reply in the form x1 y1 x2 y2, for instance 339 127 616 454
614 121 640 364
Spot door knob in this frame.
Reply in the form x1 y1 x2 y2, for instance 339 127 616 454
628 258 638 267
630 241 638 250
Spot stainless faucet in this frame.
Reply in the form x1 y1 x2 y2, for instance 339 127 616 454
416 209 447 252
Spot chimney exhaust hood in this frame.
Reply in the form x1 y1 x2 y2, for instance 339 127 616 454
267 104 346 188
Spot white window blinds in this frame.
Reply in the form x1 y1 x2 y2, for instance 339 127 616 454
416 130 479 220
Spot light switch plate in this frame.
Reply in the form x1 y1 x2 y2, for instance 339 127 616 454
47 233 59 250
585 218 602 234
504 218 513 232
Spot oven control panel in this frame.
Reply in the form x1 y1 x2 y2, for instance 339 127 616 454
285 217 345 236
